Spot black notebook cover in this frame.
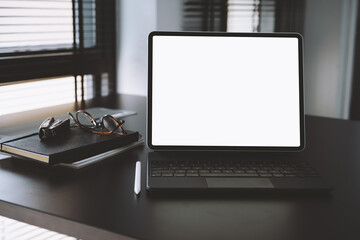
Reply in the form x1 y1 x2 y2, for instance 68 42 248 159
1 128 139 165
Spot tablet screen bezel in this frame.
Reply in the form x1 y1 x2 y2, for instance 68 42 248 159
147 31 305 151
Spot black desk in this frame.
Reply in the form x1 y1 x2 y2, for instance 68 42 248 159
0 94 359 240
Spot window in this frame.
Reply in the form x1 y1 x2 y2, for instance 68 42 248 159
0 0 116 116
227 0 275 32
182 0 275 32
0 0 75 53
0 75 97 116
182 0 304 33
182 0 228 31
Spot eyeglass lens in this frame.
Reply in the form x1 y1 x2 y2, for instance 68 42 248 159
76 112 97 128
102 116 119 132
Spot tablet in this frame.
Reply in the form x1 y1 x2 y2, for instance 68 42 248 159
148 31 305 151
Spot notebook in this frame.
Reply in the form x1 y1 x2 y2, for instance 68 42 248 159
146 31 331 191
1 128 139 165
0 107 139 165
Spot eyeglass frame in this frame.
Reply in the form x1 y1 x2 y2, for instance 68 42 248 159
68 110 126 135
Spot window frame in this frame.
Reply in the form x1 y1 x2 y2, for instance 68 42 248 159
349 2 360 120
0 0 117 97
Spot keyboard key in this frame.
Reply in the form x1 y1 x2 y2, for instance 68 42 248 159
273 173 285 177
174 173 186 177
284 167 294 171
182 167 191 170
186 173 199 177
151 167 162 170
272 167 283 170
259 173 272 177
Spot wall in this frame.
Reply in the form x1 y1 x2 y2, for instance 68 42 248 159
157 0 183 30
116 0 183 96
116 0 156 96
116 0 358 119
303 0 357 119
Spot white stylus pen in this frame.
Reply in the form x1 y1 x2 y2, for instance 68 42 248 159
134 161 141 195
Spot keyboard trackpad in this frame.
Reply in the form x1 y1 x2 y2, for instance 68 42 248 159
206 178 274 188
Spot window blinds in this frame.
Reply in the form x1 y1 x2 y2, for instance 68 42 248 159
0 0 74 54
0 0 115 85
182 0 227 31
182 0 275 32
0 0 116 116
227 0 275 32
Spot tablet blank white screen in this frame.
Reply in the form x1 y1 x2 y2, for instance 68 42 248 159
151 35 300 147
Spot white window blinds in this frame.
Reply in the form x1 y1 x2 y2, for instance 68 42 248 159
227 0 275 32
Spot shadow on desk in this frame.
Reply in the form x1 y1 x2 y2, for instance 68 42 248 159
145 188 333 201
144 183 336 240
0 149 142 189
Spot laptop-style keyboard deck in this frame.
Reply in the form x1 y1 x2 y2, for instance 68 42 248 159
150 160 319 178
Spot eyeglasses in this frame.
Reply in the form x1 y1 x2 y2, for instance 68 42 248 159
68 110 126 135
